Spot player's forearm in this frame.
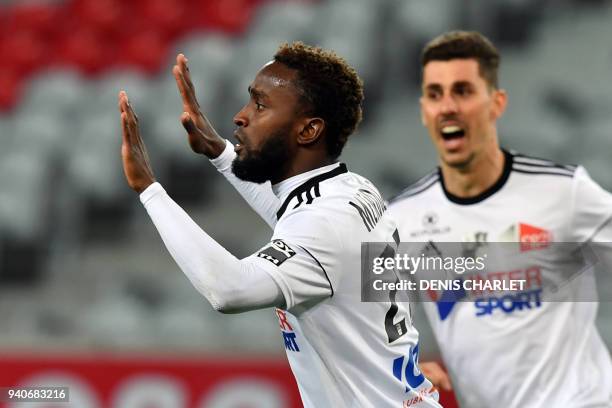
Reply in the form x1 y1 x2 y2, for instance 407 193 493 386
140 182 284 313
210 140 280 229
199 133 227 159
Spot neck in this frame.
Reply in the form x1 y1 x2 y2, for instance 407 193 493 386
440 145 505 199
271 152 335 185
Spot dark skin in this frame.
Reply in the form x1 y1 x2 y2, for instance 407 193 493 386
232 60 330 184
118 90 155 194
172 53 226 159
121 54 333 192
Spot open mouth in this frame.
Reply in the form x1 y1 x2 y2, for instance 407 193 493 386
234 131 245 153
440 125 465 140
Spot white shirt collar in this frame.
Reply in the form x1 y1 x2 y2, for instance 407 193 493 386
272 163 341 202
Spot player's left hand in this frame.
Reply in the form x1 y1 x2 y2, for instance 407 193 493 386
118 90 156 193
172 53 226 159
420 361 453 391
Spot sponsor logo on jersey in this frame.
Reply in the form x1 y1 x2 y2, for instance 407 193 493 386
500 223 552 252
519 223 551 252
257 240 296 266
432 267 544 320
402 390 439 408
275 308 300 352
393 344 425 392
429 284 466 321
391 343 440 406
474 288 542 316
424 231 549 320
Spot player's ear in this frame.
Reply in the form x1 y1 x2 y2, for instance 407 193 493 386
297 117 325 145
491 88 508 120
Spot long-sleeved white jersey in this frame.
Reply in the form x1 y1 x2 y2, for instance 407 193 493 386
140 140 441 407
388 150 612 408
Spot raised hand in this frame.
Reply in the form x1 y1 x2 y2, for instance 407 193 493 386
119 90 156 193
173 53 226 158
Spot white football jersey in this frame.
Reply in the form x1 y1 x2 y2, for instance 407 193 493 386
244 162 441 407
388 150 612 408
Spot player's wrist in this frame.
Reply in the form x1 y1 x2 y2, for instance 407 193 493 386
133 178 156 194
201 136 226 159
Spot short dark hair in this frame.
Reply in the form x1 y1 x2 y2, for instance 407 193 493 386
421 31 501 88
274 42 364 159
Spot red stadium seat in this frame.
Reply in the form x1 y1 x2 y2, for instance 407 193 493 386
3 3 64 39
69 0 127 38
116 29 170 75
0 0 274 104
0 30 49 76
0 69 22 111
193 0 261 34
54 27 115 76
135 0 190 39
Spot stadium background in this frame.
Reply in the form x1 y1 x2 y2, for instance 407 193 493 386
0 0 611 406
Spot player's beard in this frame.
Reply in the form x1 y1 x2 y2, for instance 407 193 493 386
231 126 292 184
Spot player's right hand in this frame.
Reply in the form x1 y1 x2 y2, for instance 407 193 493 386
118 90 156 194
420 361 453 391
173 53 226 159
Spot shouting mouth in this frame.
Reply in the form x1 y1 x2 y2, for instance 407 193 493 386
441 125 465 140
440 124 466 150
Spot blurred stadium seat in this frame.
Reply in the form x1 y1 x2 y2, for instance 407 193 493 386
0 68 23 112
249 0 317 42
54 26 115 75
0 146 49 241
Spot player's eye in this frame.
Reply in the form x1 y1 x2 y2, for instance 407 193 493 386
426 91 441 100
455 85 472 97
255 102 265 111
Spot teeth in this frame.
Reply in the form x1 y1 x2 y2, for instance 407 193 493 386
441 125 462 134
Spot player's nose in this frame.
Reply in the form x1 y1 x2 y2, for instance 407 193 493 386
233 106 249 128
439 94 459 115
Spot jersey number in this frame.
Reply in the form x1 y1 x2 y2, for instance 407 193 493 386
383 229 411 343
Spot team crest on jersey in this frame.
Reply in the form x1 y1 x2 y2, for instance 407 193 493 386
257 240 296 266
461 231 489 259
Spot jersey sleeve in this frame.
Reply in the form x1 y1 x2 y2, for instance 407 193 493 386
568 166 612 243
248 208 343 314
210 139 280 229
140 182 285 313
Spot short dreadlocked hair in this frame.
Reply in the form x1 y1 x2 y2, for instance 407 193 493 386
421 31 501 89
274 42 364 159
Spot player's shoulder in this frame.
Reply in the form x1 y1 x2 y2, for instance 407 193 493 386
325 169 388 217
275 164 388 232
387 168 441 206
274 163 346 221
276 164 385 217
510 150 578 179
